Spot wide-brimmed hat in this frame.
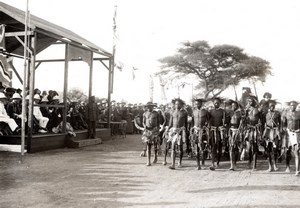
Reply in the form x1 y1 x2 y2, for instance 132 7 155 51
12 93 21 99
5 87 16 93
0 92 7 99
41 96 49 103
287 100 299 106
33 94 41 100
52 95 60 100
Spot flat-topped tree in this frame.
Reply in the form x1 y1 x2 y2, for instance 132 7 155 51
158 41 271 99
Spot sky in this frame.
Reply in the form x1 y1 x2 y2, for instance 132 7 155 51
2 0 300 104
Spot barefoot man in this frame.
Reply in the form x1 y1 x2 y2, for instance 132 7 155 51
282 100 300 176
208 97 227 170
263 100 281 172
165 98 188 169
142 102 160 166
190 98 210 170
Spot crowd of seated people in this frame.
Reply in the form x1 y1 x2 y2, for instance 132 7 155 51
0 82 151 136
0 84 84 136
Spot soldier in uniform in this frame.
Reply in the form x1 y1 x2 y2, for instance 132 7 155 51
244 96 261 171
282 101 300 175
228 100 244 171
142 102 160 166
164 98 188 169
263 100 281 172
208 97 227 170
190 98 210 170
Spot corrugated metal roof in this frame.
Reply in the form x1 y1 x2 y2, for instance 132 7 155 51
0 2 112 57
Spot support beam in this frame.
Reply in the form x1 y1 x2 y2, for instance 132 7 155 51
107 58 112 128
35 57 110 63
14 35 33 55
5 31 34 37
99 60 109 70
27 33 37 153
62 43 69 133
88 51 94 98
8 61 23 84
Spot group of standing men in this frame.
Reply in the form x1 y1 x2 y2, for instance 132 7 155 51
139 92 300 176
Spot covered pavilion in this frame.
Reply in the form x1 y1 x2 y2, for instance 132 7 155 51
0 2 114 152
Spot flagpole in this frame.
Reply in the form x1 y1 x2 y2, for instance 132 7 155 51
21 0 29 157
111 5 117 94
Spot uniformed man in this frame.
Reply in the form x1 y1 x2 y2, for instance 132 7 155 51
282 101 300 176
190 98 210 170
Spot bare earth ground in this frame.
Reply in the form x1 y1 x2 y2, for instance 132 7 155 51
1 134 300 208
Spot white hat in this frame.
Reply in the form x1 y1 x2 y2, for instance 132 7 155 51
52 95 60 100
25 95 30 100
41 96 49 103
12 93 21 99
0 92 7 99
34 94 41 100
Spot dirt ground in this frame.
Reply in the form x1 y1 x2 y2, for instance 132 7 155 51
1 134 300 208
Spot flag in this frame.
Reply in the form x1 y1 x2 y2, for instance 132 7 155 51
132 67 138 80
115 60 124 71
0 24 5 51
112 6 123 72
113 5 119 41
0 54 11 85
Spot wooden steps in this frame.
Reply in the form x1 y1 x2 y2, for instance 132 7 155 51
0 128 111 153
66 137 102 148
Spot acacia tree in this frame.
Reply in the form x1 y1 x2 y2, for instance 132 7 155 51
157 41 271 98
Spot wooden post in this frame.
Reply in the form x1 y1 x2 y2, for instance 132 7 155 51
107 58 112 129
21 0 29 155
27 33 36 153
62 43 69 132
88 51 93 99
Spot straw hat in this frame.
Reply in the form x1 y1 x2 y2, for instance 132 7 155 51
33 94 41 100
12 93 21 99
52 95 60 100
41 96 49 103
0 92 7 99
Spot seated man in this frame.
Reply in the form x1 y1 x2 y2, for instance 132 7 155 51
0 92 20 134
69 100 87 130
33 94 49 133
6 92 23 126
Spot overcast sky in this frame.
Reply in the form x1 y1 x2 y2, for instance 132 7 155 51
3 0 300 103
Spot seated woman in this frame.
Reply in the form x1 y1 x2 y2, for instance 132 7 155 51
0 92 21 135
33 94 49 133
